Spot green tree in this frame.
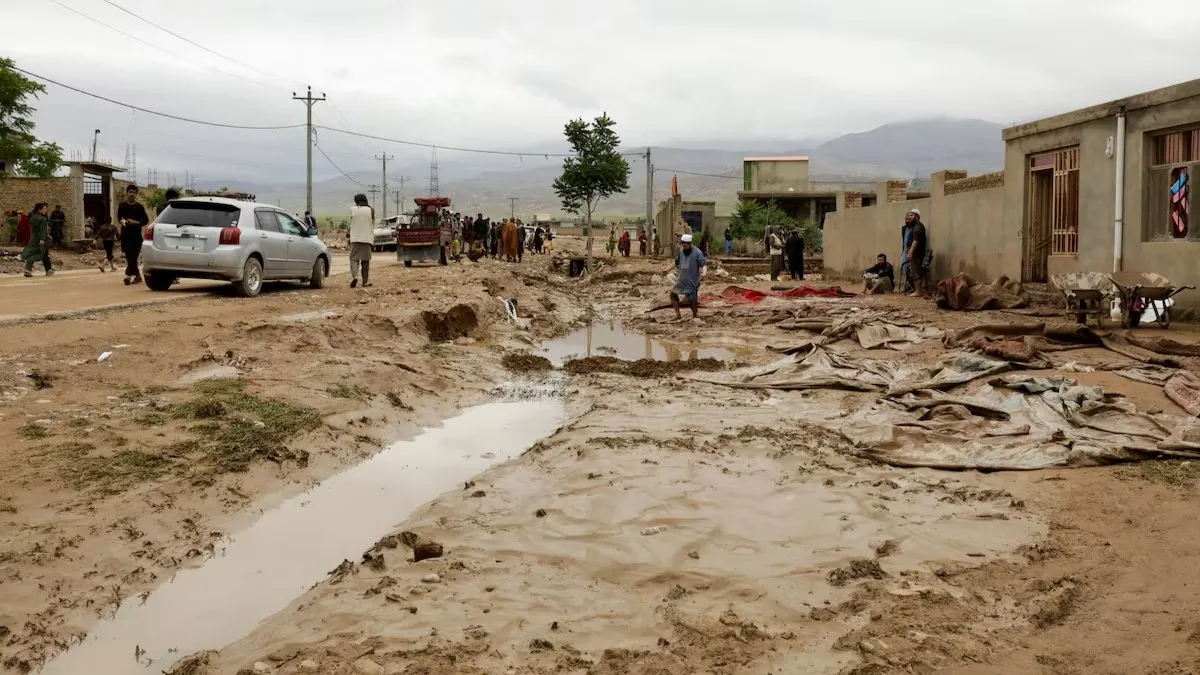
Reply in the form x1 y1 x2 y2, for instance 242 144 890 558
0 58 63 178
552 113 630 271
726 198 822 253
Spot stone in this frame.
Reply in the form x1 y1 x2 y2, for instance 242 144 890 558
353 658 385 675
298 661 319 673
421 573 441 584
252 662 271 674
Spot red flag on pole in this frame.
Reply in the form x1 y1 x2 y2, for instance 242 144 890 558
671 175 679 196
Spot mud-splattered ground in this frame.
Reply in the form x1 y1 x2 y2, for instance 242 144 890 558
8 245 1200 675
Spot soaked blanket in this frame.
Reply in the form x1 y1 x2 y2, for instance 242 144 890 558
841 375 1200 470
704 285 855 305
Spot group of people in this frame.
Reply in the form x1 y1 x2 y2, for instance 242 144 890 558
765 226 808 281
9 184 169 283
605 227 649 257
861 207 930 296
458 213 555 263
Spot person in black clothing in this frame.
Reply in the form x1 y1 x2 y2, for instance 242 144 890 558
49 205 66 248
303 210 317 233
785 229 805 280
862 253 895 294
116 184 149 285
159 188 181 216
906 211 928 297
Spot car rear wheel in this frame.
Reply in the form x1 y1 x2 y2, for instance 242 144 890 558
309 257 327 289
235 257 263 298
144 271 175 291
404 260 413 268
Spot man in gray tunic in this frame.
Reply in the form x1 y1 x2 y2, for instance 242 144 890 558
671 233 708 319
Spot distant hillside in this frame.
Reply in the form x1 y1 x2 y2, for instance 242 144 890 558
197 117 1006 219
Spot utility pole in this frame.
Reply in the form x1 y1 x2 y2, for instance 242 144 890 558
367 184 381 206
645 148 655 254
393 190 402 216
394 176 410 214
375 152 393 220
91 129 100 162
292 86 326 216
507 196 518 220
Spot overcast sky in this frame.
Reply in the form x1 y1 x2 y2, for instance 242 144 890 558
4 0 1198 184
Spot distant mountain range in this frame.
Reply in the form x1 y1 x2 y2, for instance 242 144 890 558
195 117 1005 219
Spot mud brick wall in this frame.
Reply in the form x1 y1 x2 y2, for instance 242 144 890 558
944 171 1005 195
885 180 909 203
0 177 75 245
844 192 863 209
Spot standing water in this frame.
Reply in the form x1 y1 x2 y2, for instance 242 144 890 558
539 320 747 365
41 398 564 674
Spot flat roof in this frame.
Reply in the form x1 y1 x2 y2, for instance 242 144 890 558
743 156 809 162
1003 77 1200 141
65 160 126 173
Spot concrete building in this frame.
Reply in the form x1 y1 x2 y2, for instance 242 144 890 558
743 156 810 192
0 161 129 244
823 77 1200 312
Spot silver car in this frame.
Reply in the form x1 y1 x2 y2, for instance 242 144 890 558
141 197 330 297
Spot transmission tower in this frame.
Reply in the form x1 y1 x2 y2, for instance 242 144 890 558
428 148 439 196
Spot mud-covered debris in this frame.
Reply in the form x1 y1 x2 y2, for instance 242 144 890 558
563 356 725 378
252 661 271 673
298 661 319 673
328 559 356 584
396 531 444 562
352 658 385 675
421 304 479 342
384 594 418 613
165 651 216 675
530 638 555 652
640 525 668 536
502 352 553 372
827 559 888 586
535 508 547 518
421 573 441 584
664 585 688 601
687 550 700 559
26 369 53 389
469 490 486 498
375 535 399 550
873 539 901 558
809 607 836 621
361 550 386 571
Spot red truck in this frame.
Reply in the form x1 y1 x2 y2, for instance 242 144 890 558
396 196 451 267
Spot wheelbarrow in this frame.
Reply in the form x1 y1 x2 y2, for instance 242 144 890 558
1108 272 1195 329
1051 272 1113 327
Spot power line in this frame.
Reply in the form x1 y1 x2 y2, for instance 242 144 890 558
97 0 304 89
12 66 305 130
655 167 740 179
314 143 366 186
42 0 278 92
315 125 645 159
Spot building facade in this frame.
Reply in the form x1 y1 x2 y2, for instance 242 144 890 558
823 78 1200 311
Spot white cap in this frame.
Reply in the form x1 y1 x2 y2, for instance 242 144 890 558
680 233 693 243
909 208 921 217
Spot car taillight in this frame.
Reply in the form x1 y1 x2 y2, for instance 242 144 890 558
143 223 155 240
219 227 241 245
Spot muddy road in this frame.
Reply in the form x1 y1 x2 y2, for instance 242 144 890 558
4 244 1200 674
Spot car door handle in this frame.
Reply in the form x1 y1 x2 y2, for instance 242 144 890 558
260 234 268 239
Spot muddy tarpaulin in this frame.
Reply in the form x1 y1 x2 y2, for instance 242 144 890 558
841 375 1200 470
1164 371 1200 417
703 285 855 305
856 323 942 350
686 348 1028 395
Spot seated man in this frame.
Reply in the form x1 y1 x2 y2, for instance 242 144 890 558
862 253 895 294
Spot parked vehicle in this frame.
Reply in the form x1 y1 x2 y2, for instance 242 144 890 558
141 197 330 297
373 217 399 252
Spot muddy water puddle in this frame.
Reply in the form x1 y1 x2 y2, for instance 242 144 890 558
540 319 751 365
42 398 565 674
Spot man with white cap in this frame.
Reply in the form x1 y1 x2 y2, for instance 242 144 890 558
671 232 708 319
905 208 928 297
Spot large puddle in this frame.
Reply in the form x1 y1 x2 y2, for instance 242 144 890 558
41 397 565 675
540 320 750 365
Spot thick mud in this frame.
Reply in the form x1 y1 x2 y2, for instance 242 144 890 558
41 398 564 674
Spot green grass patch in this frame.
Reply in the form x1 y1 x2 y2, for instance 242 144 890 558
327 383 371 400
17 423 48 440
1118 460 1200 488
54 442 174 494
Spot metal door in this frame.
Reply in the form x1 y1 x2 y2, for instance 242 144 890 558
253 210 289 278
276 212 317 276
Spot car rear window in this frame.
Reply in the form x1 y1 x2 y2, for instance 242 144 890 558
156 202 240 228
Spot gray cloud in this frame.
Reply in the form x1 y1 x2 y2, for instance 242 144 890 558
5 0 1198 186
